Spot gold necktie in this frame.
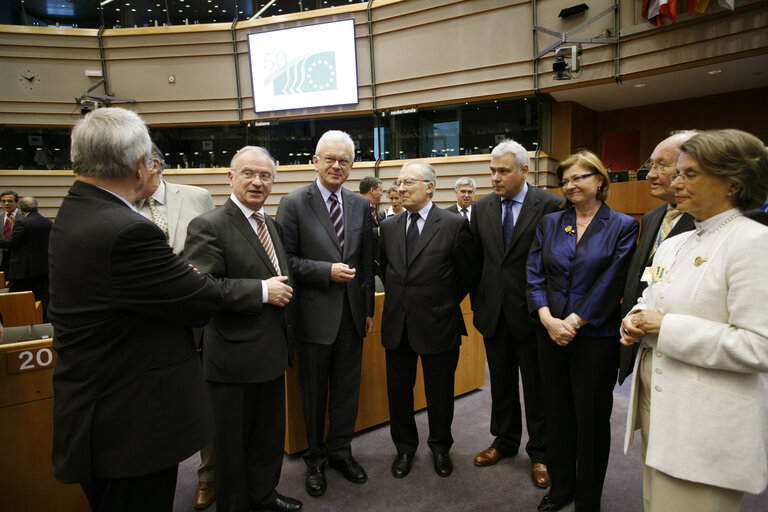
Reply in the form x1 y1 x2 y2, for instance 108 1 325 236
253 212 280 274
648 207 682 261
147 197 169 241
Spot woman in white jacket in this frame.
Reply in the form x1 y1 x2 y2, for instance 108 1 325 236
620 129 768 512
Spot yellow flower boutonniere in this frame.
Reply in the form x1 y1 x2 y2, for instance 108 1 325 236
565 225 575 236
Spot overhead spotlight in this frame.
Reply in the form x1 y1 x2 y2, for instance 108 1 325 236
559 3 589 18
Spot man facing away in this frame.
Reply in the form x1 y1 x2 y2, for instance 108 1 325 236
134 143 217 510
0 196 53 317
49 107 223 512
378 161 475 479
445 177 476 221
276 130 375 498
469 139 561 488
184 146 302 512
618 131 697 384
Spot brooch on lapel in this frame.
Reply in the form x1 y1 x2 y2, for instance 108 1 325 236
694 256 707 266
564 225 575 236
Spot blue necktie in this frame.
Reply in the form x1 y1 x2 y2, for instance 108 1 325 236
502 198 515 248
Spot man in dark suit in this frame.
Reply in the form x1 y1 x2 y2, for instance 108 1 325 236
378 161 475 479
0 196 53 317
276 130 375 498
1 190 20 278
359 175 385 228
469 140 561 488
184 146 302 512
49 107 223 512
618 131 697 384
445 177 476 221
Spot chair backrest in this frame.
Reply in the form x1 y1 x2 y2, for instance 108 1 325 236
0 291 42 327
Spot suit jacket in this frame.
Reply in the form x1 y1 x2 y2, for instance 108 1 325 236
49 180 223 484
0 211 52 278
0 207 21 267
276 182 375 344
618 203 694 382
137 180 215 256
470 187 562 339
184 199 295 384
445 204 460 214
624 216 768 494
526 202 638 337
378 204 474 354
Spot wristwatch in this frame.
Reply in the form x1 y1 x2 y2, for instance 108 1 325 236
571 314 581 330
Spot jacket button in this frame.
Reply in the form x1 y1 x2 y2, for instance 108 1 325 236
655 368 662 374
654 385 662 392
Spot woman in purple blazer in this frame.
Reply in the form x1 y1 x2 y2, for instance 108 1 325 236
526 150 638 512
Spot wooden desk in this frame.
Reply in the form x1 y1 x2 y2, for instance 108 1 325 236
0 339 89 511
0 291 43 327
284 294 486 454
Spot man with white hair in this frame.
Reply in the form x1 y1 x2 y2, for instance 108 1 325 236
49 107 222 511
378 160 475 479
277 130 375 498
445 177 476 221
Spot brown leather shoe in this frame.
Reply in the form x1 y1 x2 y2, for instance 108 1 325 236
194 481 215 510
532 463 550 489
473 446 505 466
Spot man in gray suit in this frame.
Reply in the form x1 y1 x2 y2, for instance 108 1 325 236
276 130 375 498
378 161 475 479
618 131 697 384
469 140 561 489
136 144 216 257
136 143 217 509
184 146 302 512
445 177 476 221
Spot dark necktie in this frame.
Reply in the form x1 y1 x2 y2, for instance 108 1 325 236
328 193 344 248
2 214 12 239
406 212 420 261
502 198 516 248
370 205 380 227
461 208 468 219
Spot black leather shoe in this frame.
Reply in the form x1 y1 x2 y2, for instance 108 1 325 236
255 493 303 512
305 465 326 497
391 453 414 478
329 456 367 483
432 452 453 477
537 493 572 512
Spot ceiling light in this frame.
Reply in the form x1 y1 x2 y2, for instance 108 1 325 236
633 83 646 88
707 69 722 75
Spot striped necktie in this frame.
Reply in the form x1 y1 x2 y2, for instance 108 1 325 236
370 205 380 227
329 193 344 248
253 212 280 274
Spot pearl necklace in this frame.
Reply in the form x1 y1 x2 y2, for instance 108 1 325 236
673 212 742 262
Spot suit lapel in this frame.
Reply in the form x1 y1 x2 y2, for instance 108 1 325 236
485 195 506 257
505 188 540 258
265 214 288 278
340 188 359 258
164 181 182 248
396 213 408 269
225 200 277 276
563 208 577 256
408 204 441 265
308 183 343 255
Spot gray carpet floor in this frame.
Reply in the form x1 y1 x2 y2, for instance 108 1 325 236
172 370 768 512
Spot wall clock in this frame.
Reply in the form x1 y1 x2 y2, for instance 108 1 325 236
19 69 40 90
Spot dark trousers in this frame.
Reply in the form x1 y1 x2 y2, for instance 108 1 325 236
536 327 619 512
385 329 460 455
208 376 285 512
298 295 363 467
484 316 546 462
80 464 178 512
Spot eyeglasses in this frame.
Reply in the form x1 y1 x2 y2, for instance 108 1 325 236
320 155 352 168
560 172 596 187
394 178 431 188
239 171 273 183
672 170 701 182
643 159 675 173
